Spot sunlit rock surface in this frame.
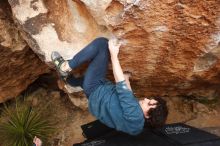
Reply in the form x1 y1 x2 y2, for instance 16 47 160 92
7 0 220 102
0 0 49 102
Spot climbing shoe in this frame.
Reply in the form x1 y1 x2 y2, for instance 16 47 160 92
51 51 69 79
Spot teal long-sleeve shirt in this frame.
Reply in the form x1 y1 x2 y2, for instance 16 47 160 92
88 80 145 135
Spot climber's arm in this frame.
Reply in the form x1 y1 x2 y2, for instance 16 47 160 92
108 38 124 82
124 72 132 91
108 39 132 91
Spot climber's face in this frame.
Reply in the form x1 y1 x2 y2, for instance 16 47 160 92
139 98 158 118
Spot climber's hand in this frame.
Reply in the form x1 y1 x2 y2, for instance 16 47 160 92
108 38 122 58
33 136 42 146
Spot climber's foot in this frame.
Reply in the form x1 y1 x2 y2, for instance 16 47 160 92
65 75 83 93
51 51 70 79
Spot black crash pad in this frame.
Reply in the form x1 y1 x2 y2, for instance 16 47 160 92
154 123 220 146
73 120 220 146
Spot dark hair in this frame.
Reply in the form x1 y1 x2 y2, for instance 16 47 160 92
144 97 168 128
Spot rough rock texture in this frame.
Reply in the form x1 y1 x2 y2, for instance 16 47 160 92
0 0 49 102
8 0 220 99
8 0 108 62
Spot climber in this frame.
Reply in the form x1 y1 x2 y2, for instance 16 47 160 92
51 37 168 135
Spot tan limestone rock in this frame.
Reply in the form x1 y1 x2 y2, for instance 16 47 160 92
0 0 49 102
7 0 220 104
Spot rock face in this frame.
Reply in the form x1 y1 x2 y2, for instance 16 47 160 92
0 0 49 102
7 0 220 98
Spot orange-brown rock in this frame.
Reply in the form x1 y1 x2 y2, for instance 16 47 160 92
0 0 49 102
8 0 220 100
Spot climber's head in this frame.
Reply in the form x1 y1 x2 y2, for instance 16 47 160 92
139 97 168 128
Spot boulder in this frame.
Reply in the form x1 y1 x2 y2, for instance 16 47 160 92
0 0 49 102
7 0 220 100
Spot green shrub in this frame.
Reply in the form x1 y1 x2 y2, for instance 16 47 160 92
0 101 54 146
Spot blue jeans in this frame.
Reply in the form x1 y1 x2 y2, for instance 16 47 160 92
66 37 109 97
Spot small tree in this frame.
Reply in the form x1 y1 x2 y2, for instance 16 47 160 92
0 101 54 146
